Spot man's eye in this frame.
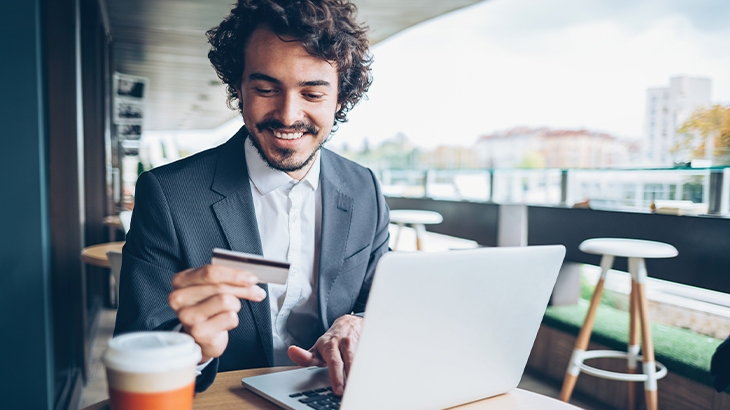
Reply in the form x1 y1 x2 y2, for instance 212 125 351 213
305 94 323 100
255 88 274 95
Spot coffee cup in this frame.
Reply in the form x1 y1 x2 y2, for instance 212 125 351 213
103 331 202 410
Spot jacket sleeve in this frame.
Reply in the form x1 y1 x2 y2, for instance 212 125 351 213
113 170 216 391
114 171 182 334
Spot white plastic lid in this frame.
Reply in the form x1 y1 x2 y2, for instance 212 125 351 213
103 332 202 373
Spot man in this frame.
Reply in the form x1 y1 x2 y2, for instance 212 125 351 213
713 334 730 393
114 0 390 395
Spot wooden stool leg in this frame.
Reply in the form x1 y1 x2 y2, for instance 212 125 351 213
627 278 640 410
560 255 614 402
414 223 426 250
633 258 658 410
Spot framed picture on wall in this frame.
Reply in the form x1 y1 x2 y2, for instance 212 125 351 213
118 124 142 141
113 72 148 125
113 73 147 99
113 100 144 124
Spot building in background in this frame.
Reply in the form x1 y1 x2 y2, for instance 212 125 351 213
420 144 483 169
644 76 712 165
475 127 638 169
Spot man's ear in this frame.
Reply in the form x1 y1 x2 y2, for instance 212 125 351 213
235 83 244 111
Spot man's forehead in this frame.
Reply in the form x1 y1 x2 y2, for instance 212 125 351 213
243 26 338 73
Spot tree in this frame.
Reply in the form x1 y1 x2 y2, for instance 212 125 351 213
673 104 730 164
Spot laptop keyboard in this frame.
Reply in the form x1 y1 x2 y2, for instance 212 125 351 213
289 386 341 409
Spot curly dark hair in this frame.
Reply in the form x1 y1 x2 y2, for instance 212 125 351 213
207 0 373 124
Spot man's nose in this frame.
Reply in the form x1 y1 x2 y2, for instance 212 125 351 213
276 92 304 126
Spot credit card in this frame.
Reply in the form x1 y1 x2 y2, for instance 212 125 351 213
211 248 289 285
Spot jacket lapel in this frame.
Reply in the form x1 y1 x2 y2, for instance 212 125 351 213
210 127 273 365
318 150 354 328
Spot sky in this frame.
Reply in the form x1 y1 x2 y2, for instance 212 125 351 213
332 0 730 150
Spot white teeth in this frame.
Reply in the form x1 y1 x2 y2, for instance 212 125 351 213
273 130 304 140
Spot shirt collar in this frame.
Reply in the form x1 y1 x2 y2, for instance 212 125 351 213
244 135 321 196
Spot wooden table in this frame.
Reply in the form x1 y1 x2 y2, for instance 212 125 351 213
81 241 124 269
83 367 582 409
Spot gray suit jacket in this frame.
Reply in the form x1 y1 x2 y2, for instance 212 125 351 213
114 127 390 390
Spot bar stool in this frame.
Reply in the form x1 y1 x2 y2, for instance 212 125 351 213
559 238 677 410
389 210 443 250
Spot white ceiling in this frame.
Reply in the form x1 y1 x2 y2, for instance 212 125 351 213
106 0 486 131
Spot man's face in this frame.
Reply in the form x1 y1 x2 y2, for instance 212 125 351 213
238 27 340 180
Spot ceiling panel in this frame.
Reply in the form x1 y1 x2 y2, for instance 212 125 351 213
106 0 485 131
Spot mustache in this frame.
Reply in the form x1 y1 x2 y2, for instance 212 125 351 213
256 119 318 135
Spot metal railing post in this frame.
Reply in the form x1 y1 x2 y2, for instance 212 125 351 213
560 169 569 206
708 169 724 215
723 168 730 215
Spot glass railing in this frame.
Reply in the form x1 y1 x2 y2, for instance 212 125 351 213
378 166 730 215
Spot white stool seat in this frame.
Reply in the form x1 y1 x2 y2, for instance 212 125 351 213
389 210 443 225
389 210 443 251
579 238 678 259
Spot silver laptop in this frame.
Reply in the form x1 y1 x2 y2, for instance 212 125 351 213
242 245 566 410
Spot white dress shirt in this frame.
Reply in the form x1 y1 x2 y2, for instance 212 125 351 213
244 137 322 366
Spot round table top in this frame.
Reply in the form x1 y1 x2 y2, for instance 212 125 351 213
82 367 581 410
81 241 124 268
390 209 444 225
580 238 678 259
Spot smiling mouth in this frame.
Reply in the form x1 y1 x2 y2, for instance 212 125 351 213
272 130 304 140
256 119 317 141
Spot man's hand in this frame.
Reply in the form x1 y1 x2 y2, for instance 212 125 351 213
287 314 363 396
168 265 267 363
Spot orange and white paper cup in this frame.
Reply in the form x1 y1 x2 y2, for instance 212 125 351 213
103 332 201 410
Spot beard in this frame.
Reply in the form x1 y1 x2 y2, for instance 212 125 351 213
247 119 325 173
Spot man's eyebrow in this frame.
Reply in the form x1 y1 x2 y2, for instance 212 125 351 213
249 73 281 84
300 80 332 88
248 73 332 88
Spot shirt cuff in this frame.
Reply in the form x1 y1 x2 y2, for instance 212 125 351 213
171 323 210 374
195 358 213 375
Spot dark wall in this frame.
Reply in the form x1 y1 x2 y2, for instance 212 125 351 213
46 0 96 405
385 197 500 247
383 197 730 294
528 206 730 294
0 0 112 408
0 1 55 409
81 0 113 333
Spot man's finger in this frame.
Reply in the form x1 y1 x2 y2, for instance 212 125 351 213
185 310 240 359
171 264 259 289
186 309 240 337
176 292 242 327
321 340 346 396
287 345 325 367
339 337 356 378
169 283 266 310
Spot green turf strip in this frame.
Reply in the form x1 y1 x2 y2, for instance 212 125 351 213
543 300 723 387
